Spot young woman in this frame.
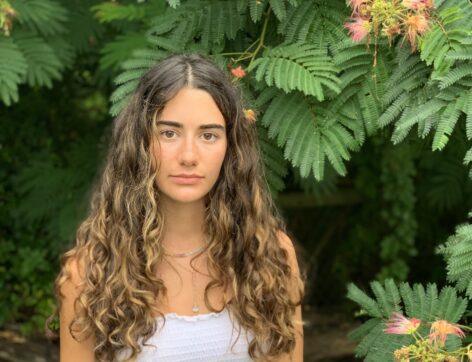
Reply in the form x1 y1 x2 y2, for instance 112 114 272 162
48 53 305 362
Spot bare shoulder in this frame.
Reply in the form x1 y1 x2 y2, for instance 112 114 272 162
276 230 304 295
59 254 95 362
276 230 299 267
276 230 295 250
276 231 304 361
61 255 87 293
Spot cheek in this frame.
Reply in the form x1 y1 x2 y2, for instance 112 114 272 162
216 142 228 168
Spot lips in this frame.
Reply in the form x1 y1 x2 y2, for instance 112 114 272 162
172 174 203 178
170 175 203 185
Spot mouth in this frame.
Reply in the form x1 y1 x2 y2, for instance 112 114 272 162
170 176 204 184
171 175 203 178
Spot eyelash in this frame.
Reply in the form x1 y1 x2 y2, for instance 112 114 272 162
159 130 219 141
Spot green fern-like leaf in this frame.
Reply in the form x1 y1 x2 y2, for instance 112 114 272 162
412 284 430 320
10 0 68 36
332 42 373 107
357 80 381 136
109 48 168 116
333 41 372 68
346 283 383 318
419 4 472 78
336 99 366 145
0 37 27 106
391 99 446 145
91 2 158 23
383 52 428 105
197 1 245 47
13 30 63 88
269 0 287 20
439 63 472 89
377 48 428 136
348 319 381 342
369 281 401 317
99 32 149 71
248 43 340 101
146 6 194 51
435 286 467 322
46 36 75 67
267 0 298 21
278 0 347 47
257 124 288 198
432 93 466 150
146 1 245 52
448 48 472 60
378 93 409 128
438 222 472 299
262 92 358 180
465 89 472 139
248 0 267 23
254 86 283 109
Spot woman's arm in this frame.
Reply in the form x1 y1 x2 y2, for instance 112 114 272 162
276 231 304 362
59 257 95 362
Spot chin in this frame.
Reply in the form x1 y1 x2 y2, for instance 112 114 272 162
173 196 207 204
162 190 208 204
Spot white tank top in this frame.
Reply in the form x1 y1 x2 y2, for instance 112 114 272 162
115 307 255 361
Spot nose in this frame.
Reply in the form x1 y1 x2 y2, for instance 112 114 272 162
179 136 198 166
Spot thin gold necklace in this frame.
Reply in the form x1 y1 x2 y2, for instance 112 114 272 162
163 255 203 314
162 243 206 314
162 244 206 258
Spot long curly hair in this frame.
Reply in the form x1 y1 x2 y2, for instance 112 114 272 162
46 53 305 362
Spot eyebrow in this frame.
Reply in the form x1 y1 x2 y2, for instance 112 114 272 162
156 120 225 131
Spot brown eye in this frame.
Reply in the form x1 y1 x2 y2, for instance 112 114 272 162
202 133 218 141
160 130 176 139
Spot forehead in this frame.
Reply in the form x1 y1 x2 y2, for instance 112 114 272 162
157 87 225 128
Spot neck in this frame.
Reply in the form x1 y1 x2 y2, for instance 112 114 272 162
159 196 207 253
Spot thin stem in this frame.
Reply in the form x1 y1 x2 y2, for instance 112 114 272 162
216 8 271 66
239 38 260 58
218 52 252 56
219 39 259 59
248 6 272 67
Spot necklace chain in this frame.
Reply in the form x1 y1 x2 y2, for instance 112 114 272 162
163 255 202 313
162 243 206 258
161 241 207 313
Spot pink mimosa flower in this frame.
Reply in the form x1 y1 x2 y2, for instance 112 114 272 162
407 14 429 33
424 0 434 8
393 346 412 361
429 320 466 347
406 14 429 49
382 22 401 45
402 0 422 9
230 66 246 78
348 0 369 14
384 312 421 335
243 108 257 123
344 17 371 42
402 0 433 10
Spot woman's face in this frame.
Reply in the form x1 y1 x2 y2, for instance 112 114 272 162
151 87 228 205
